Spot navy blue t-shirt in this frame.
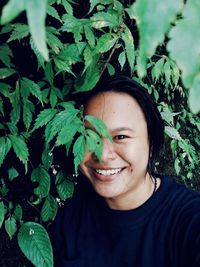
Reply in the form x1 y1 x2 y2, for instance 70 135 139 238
50 176 200 267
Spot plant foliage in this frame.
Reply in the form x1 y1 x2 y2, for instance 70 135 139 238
0 0 199 266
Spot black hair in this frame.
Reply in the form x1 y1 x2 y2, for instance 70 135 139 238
77 75 164 177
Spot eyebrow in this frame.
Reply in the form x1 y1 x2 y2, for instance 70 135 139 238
110 127 135 134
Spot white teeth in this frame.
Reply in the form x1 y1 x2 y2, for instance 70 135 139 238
95 168 121 176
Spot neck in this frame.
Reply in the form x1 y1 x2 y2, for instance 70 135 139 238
105 173 157 211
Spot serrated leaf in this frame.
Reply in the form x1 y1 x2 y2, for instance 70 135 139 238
21 77 43 102
86 129 103 160
163 60 171 87
42 145 53 170
121 26 135 72
56 119 82 146
33 108 57 131
7 24 29 42
1 0 25 24
151 57 165 82
5 216 17 240
84 25 95 48
0 44 14 68
8 167 19 181
0 68 16 79
25 0 49 61
118 51 126 70
165 126 182 140
46 29 63 54
85 115 112 141
54 58 74 75
18 222 53 267
0 137 6 167
50 89 57 108
41 195 58 222
23 100 34 130
0 82 11 97
44 62 54 86
45 108 79 143
91 11 119 29
13 204 23 222
30 37 45 69
130 0 183 77
56 172 74 201
61 0 73 15
47 5 61 22
10 82 21 125
73 135 85 174
167 0 200 92
9 135 29 166
96 33 118 53
0 202 5 229
31 165 50 199
75 59 100 92
188 74 200 114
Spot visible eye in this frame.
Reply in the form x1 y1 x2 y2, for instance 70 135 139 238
114 135 129 140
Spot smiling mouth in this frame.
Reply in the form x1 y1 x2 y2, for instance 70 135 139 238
94 168 123 176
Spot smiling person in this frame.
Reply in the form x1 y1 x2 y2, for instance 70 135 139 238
51 75 200 267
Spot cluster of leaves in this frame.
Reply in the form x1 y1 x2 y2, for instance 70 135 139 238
0 0 200 266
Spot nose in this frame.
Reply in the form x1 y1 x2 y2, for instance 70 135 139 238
92 138 116 162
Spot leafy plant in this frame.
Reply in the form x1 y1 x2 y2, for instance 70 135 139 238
0 0 199 266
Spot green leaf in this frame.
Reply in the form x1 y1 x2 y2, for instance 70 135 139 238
91 11 119 29
96 33 118 53
118 51 126 70
50 89 57 108
0 44 14 68
44 62 54 86
167 0 200 88
23 100 34 130
30 37 45 69
8 167 19 181
56 172 74 201
33 108 58 131
5 216 17 240
85 115 112 141
0 137 6 167
31 165 50 200
129 0 183 77
46 28 63 54
163 60 171 87
151 57 165 82
84 25 95 48
86 129 103 160
25 0 49 61
189 74 200 114
13 204 23 222
47 5 61 22
61 0 73 15
1 0 25 24
9 135 29 166
7 24 29 42
73 135 85 174
18 222 53 267
165 126 182 140
121 26 135 72
56 119 82 146
0 68 16 79
42 145 53 170
45 108 79 143
106 63 115 76
21 77 43 102
41 195 58 222
0 202 5 229
10 82 21 125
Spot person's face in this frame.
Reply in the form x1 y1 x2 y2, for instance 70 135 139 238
79 91 150 208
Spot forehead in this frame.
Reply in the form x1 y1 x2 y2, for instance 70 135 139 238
84 91 146 128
